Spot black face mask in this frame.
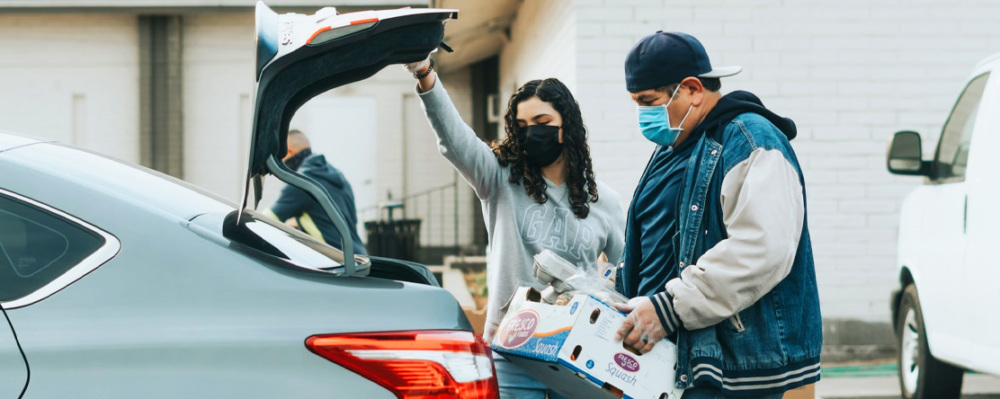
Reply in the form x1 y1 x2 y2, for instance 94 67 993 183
284 147 312 171
523 125 563 168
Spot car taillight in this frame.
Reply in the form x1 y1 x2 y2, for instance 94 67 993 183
306 330 499 399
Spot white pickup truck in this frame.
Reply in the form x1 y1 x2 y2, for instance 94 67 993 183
886 53 1000 399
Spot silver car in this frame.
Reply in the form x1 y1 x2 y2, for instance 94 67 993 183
1 3 496 398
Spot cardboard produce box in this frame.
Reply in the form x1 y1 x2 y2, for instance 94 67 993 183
492 287 685 399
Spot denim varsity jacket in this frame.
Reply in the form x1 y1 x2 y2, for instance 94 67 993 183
617 110 823 396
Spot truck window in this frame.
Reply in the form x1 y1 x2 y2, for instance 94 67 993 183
934 73 990 182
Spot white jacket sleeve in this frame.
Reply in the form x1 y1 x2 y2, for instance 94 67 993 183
664 147 805 330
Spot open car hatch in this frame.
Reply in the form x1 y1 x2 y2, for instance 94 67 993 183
242 2 456 276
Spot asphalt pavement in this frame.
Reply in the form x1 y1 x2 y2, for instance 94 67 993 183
816 364 1000 399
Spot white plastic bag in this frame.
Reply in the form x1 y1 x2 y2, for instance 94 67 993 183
532 250 628 306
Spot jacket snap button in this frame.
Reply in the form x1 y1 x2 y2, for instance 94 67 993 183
711 149 718 155
679 261 685 267
691 205 698 211
680 374 688 382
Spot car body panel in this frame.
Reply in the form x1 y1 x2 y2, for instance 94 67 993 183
898 183 968 366
0 141 234 223
955 56 1000 375
0 136 470 397
0 307 27 398
0 129 43 153
894 54 1000 376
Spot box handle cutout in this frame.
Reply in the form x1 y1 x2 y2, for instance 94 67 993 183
590 308 601 324
622 340 643 356
601 382 624 398
526 288 542 302
570 345 582 361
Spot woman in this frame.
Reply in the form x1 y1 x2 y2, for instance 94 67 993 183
406 58 625 399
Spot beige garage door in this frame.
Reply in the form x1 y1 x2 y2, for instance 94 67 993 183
0 14 139 163
182 12 256 202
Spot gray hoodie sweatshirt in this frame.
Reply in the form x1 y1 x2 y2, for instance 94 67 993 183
418 80 626 341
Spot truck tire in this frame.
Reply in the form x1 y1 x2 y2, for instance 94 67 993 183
896 284 964 399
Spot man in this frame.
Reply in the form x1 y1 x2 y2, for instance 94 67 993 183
266 129 367 255
613 32 821 398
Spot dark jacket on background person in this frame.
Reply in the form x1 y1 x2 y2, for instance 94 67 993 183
270 153 367 255
618 91 821 395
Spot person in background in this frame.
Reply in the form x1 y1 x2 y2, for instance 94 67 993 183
405 56 626 399
266 129 367 255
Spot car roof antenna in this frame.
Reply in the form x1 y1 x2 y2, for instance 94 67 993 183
265 154 357 276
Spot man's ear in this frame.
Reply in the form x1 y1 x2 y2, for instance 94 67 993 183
683 77 706 107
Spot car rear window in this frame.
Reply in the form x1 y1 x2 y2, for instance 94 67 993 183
0 194 106 302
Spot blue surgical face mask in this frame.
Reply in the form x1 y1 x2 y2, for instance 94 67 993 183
637 84 693 147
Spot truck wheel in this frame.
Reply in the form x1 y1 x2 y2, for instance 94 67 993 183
896 284 964 399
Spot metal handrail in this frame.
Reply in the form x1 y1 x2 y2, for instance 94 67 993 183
360 171 460 251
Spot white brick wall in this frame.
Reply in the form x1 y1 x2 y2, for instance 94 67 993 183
569 0 1000 321
499 0 577 128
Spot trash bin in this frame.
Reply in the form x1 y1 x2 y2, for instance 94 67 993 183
364 201 421 261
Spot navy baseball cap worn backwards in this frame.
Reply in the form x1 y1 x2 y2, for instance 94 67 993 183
625 31 742 92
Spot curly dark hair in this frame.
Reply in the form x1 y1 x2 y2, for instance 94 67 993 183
492 78 599 219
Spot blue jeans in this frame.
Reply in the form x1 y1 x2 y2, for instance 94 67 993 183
681 386 785 399
494 353 569 399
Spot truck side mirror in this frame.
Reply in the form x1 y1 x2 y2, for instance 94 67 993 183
887 131 930 176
